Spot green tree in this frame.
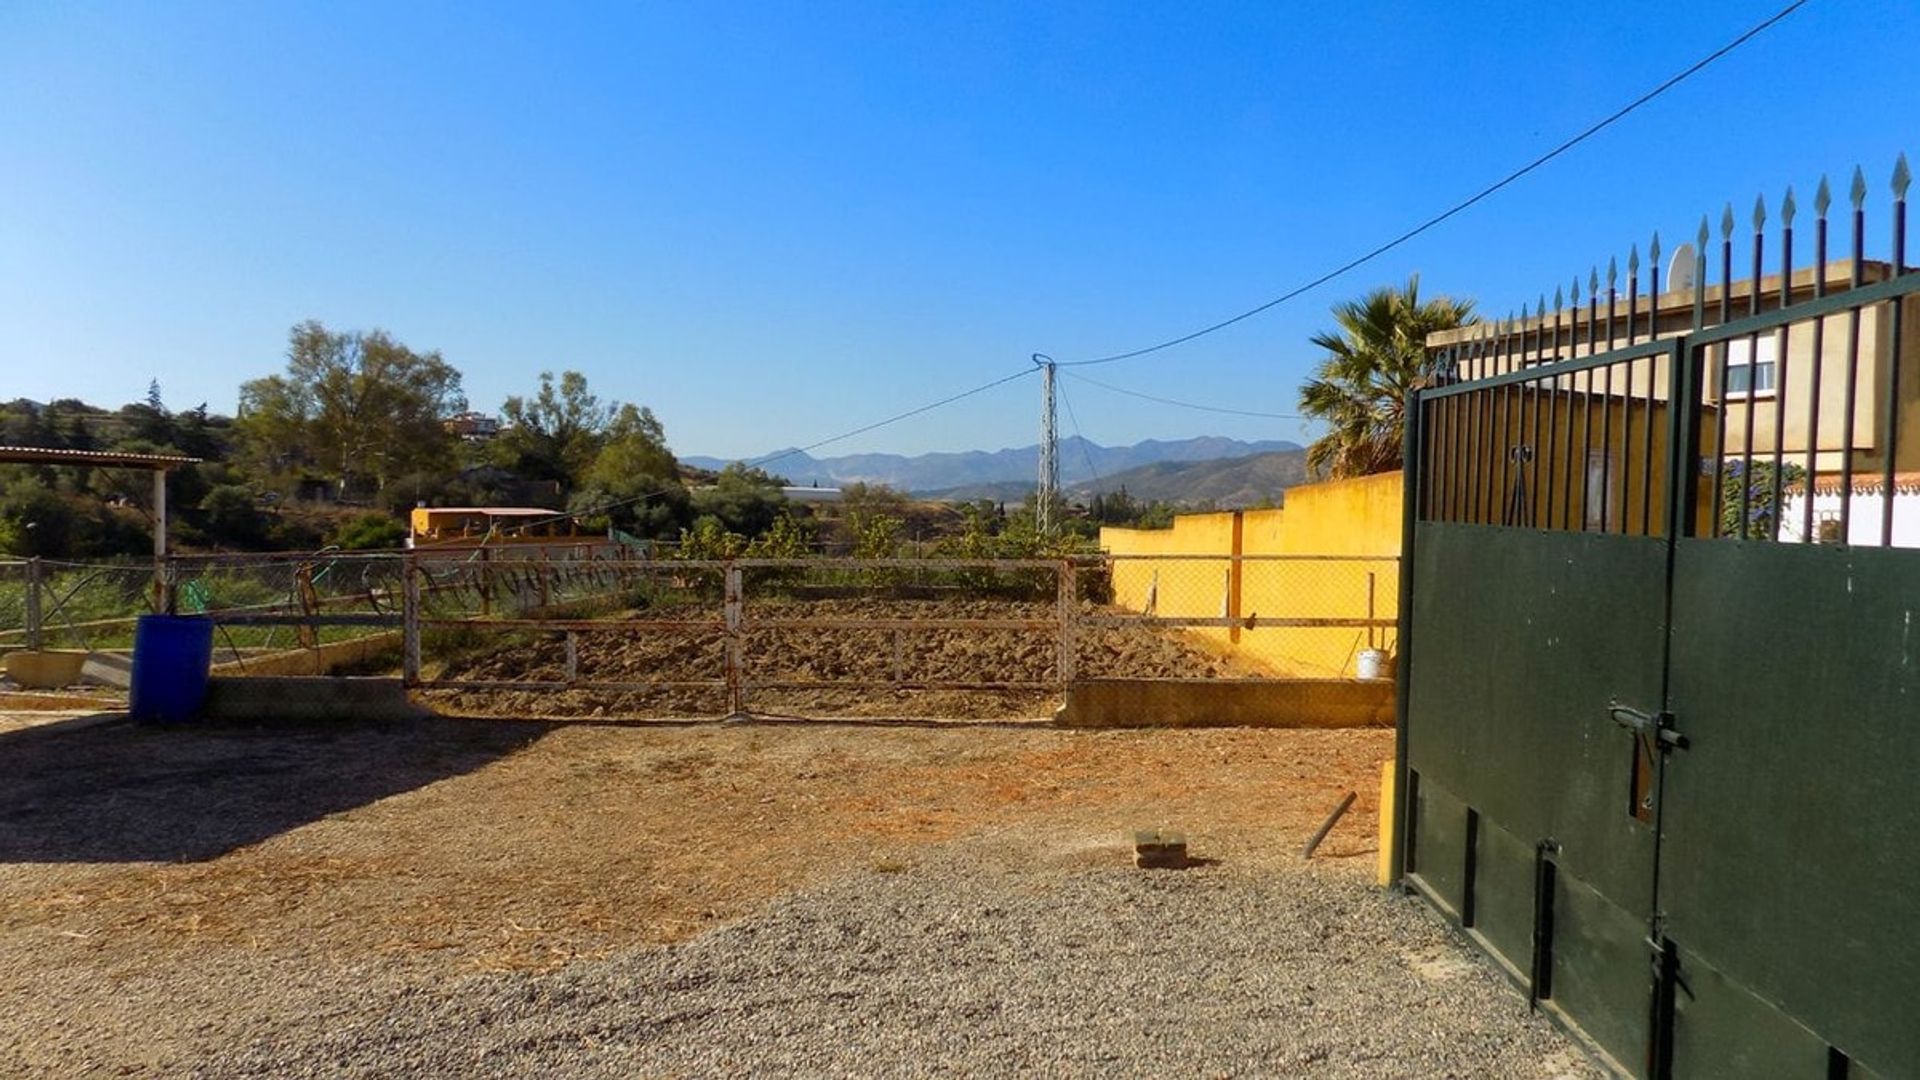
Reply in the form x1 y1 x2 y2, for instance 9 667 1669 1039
676 515 748 560
1298 275 1475 478
571 403 689 536
691 463 788 538
848 509 903 559
747 511 814 557
1718 460 1805 540
237 321 466 496
198 485 266 548
496 371 613 489
331 512 409 550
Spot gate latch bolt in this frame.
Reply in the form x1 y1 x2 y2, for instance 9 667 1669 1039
1607 701 1688 749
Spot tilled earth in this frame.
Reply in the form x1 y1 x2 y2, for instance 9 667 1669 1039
0 717 1591 1078
425 597 1257 719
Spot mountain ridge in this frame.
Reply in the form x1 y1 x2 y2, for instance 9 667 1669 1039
683 435 1302 494
920 448 1310 507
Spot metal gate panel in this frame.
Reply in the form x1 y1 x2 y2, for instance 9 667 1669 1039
1408 776 1467 913
1408 525 1665 901
1406 523 1667 1070
1471 814 1540 972
1667 947 1839 1079
1663 540 1920 1077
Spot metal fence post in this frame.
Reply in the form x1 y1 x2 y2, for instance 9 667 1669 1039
1057 559 1077 687
479 546 493 617
724 561 744 716
402 555 421 686
294 562 318 651
24 557 43 651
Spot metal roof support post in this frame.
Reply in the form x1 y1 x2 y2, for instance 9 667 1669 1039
151 467 170 614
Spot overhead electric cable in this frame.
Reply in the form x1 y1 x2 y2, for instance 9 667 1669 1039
1063 370 1305 420
1057 0 1808 368
1055 377 1102 489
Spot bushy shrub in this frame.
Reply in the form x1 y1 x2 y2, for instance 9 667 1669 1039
331 512 408 551
198 485 266 547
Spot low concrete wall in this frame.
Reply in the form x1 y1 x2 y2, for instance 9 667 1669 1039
1054 678 1394 729
0 690 122 712
202 676 427 723
209 632 402 678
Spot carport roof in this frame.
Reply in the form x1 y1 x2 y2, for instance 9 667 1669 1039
0 445 202 470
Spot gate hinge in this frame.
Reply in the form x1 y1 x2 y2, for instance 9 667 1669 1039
1608 701 1688 750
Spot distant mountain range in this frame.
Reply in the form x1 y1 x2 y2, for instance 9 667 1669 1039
682 436 1302 497
920 449 1309 507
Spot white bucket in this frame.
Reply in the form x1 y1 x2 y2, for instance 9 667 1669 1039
1356 648 1390 681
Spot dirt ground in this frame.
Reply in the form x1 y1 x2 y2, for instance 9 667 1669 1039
425 596 1266 719
0 711 1391 1077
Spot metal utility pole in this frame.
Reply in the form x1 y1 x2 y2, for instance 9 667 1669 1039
1034 354 1058 536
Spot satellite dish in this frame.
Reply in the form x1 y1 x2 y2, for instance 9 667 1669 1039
1667 243 1696 293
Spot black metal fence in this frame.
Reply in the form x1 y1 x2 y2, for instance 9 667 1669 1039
1423 157 1916 549
1399 154 1920 1079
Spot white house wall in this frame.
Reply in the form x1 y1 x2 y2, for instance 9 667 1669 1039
1778 490 1920 548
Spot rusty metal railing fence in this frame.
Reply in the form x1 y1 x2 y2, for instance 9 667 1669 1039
4 550 1400 711
401 553 1401 719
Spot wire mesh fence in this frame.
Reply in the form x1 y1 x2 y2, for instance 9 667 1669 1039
0 558 156 652
2 550 1400 719
1094 554 1399 679
405 553 1400 720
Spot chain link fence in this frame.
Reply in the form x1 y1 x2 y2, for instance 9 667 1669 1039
3 550 1399 720
1096 554 1399 679
0 558 157 653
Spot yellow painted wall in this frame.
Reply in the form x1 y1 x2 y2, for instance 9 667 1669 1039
1100 472 1403 677
1101 510 1242 658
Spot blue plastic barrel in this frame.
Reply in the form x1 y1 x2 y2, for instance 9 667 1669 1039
129 614 215 723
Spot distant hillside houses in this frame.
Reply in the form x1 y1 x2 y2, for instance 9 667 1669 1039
442 411 500 441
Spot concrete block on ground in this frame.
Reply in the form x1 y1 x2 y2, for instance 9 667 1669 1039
1134 828 1188 869
81 651 133 689
209 632 402 678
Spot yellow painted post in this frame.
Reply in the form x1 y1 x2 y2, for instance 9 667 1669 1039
1228 510 1244 643
1377 759 1396 887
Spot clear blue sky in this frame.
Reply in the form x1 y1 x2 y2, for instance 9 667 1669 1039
2 1 1914 460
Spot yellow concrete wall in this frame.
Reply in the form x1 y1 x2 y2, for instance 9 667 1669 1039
1099 473 1403 678
1258 472 1403 555
1241 475 1399 676
1102 510 1242 656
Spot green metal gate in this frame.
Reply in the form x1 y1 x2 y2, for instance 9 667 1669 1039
1394 166 1920 1078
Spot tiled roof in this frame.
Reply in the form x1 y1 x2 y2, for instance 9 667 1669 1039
1791 471 1920 496
0 445 203 469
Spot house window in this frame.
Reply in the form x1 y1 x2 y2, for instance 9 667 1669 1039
1815 511 1842 544
1724 335 1779 397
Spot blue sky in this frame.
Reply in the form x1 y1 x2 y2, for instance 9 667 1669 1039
2 1 1914 460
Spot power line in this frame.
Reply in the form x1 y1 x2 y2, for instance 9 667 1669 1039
1058 0 1808 368
1063 370 1305 420
1054 376 1102 488
778 366 1038 464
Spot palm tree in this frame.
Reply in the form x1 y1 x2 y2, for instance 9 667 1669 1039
1298 275 1475 478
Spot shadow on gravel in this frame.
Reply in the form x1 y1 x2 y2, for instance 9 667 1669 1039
0 714 553 863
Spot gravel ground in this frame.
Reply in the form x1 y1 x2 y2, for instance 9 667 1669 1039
1 718 1592 1077
206 838 1594 1079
